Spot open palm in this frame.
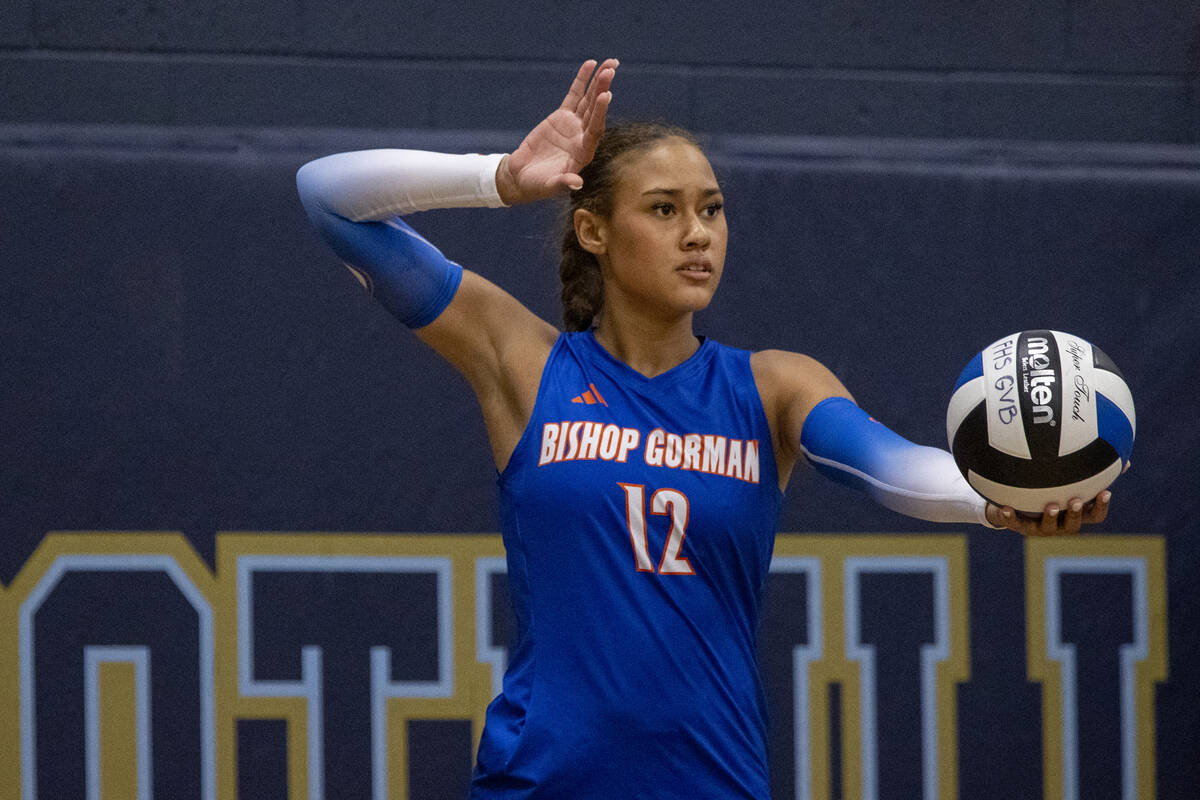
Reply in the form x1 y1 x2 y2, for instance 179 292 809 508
499 59 618 203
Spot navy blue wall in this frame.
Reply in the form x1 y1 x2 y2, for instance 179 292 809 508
3 125 1198 797
2 2 1199 797
3 1 1199 141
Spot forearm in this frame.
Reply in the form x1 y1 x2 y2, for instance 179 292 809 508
296 149 508 221
800 397 1001 528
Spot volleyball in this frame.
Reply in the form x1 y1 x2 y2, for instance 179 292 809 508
946 330 1135 513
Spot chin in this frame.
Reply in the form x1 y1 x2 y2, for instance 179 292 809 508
684 284 719 309
673 294 716 316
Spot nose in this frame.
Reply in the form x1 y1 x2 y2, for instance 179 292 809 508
681 210 710 250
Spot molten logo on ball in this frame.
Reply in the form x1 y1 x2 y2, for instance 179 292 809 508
1024 336 1057 426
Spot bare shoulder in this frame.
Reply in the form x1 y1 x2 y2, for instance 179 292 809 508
750 349 851 410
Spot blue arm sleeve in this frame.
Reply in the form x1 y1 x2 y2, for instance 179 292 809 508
800 396 996 527
297 172 462 329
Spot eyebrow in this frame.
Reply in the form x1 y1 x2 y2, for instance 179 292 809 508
642 187 723 197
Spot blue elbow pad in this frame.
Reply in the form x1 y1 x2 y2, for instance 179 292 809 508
300 200 462 329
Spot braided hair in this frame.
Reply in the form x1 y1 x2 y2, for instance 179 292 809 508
559 122 701 331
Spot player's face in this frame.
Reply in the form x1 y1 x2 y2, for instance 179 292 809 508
593 139 727 320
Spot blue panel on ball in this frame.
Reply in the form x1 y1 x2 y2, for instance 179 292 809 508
1096 391 1135 465
953 351 984 391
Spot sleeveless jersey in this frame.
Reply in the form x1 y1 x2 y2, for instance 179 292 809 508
471 330 783 799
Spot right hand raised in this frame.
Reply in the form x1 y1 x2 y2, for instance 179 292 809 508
495 58 618 205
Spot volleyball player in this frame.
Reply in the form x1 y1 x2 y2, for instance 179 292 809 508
297 59 1111 798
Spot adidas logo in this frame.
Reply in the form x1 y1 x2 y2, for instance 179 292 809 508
570 383 608 407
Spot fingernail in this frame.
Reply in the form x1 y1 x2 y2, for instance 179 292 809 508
1002 508 1013 519
1048 508 1059 518
1102 491 1112 503
1070 500 1083 513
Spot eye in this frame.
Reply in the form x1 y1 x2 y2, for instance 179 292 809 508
703 202 724 217
652 202 675 217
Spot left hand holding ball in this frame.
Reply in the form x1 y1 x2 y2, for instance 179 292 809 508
986 490 1112 536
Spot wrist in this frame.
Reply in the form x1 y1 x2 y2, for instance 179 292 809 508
495 155 520 206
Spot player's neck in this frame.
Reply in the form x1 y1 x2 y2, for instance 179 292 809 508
591 308 699 379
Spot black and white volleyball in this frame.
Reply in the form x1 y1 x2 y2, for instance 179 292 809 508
946 331 1135 513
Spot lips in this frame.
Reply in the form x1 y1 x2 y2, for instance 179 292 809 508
676 259 712 274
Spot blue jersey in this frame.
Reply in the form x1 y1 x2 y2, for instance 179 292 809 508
471 330 783 799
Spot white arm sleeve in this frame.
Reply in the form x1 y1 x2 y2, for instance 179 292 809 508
296 150 508 221
800 397 1003 529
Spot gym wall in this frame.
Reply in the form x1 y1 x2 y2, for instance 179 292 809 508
2 3 1197 798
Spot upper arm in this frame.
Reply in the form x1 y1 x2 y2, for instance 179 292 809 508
415 270 558 467
416 269 557 391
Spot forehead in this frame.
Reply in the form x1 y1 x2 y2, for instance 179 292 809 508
613 138 719 194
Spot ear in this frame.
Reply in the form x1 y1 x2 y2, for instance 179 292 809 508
573 208 607 256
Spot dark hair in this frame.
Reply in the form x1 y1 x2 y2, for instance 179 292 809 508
559 121 702 332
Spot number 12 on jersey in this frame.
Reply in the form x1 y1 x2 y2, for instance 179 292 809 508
619 483 696 575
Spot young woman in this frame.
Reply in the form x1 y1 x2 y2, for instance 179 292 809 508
297 59 1110 798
